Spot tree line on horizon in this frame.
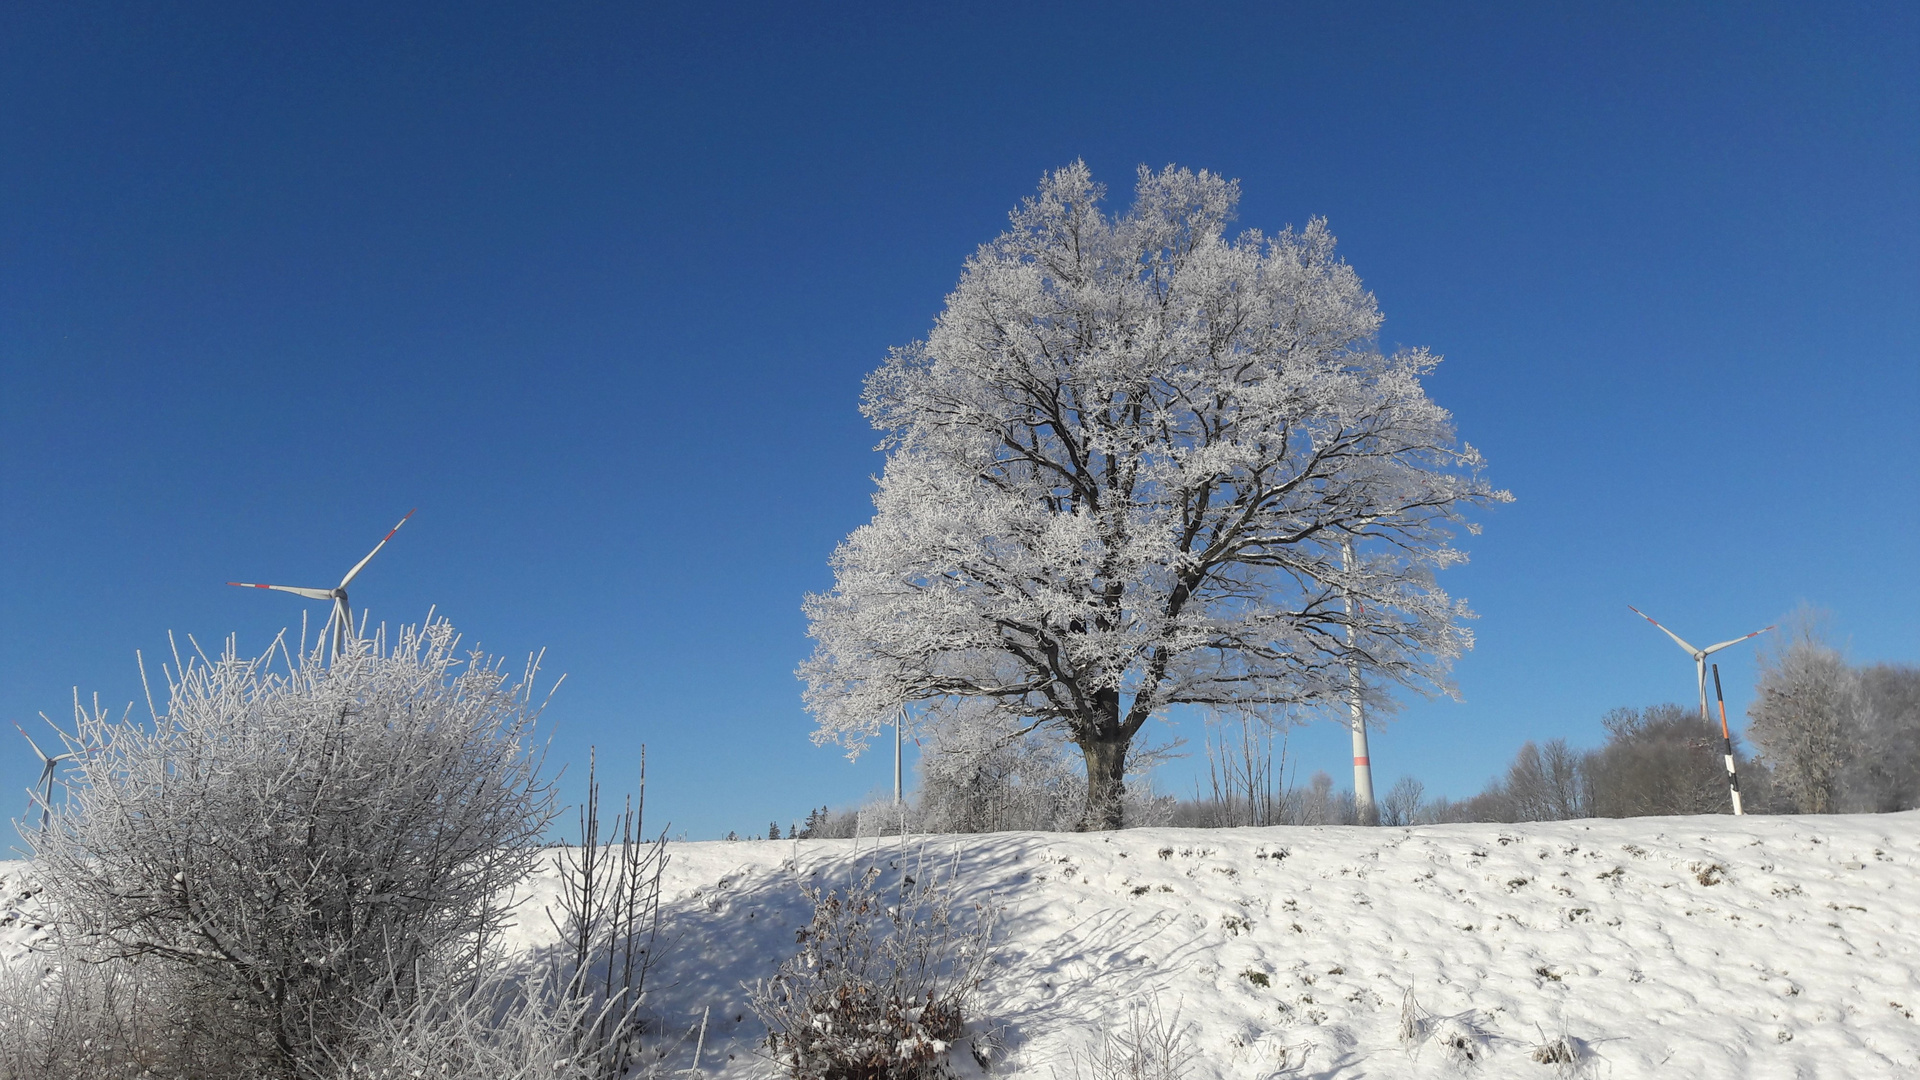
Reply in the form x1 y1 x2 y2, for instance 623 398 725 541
780 615 1918 837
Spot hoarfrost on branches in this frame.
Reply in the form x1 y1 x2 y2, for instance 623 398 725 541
1748 613 1862 814
802 161 1507 828
749 855 996 1080
30 620 557 1078
911 702 1169 833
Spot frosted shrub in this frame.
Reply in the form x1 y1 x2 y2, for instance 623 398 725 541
1421 1015 1487 1067
1526 1016 1593 1079
910 709 1172 834
750 856 996 1080
544 749 668 1079
30 620 557 1080
0 934 256 1080
326 968 606 1080
1529 1036 1576 1065
913 713 1086 833
1396 987 1428 1045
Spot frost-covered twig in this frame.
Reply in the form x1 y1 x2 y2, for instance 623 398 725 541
547 745 669 1079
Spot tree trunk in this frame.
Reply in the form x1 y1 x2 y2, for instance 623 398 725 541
1077 734 1129 831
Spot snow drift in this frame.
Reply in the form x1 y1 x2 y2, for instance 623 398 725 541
8 811 1918 1078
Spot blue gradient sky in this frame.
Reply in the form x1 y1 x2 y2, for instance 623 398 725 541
4 3 1916 840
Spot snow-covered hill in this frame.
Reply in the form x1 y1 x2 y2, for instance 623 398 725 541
9 812 1920 1077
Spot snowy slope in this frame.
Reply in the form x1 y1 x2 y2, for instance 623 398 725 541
8 812 1920 1078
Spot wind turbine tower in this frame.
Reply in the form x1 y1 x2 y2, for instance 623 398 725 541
229 509 416 663
1628 605 1773 814
894 707 904 805
1343 538 1375 823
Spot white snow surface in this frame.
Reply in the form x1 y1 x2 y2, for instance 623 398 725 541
7 812 1919 1077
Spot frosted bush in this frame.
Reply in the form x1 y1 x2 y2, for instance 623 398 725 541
543 748 668 1079
0 934 260 1079
909 709 1172 834
30 620 557 1079
325 968 607 1080
750 854 997 1080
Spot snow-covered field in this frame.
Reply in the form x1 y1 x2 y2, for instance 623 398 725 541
8 812 1920 1078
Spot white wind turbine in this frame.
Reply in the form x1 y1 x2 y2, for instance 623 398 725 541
229 509 416 663
1627 605 1773 814
14 722 68 833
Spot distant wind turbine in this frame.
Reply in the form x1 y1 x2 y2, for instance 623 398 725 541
1627 605 1773 815
14 722 67 833
229 509 416 662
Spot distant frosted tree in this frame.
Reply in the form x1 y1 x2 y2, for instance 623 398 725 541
1851 663 1920 811
802 162 1507 828
1578 704 1735 818
907 701 1171 832
1496 739 1586 821
1748 615 1860 813
1299 771 1344 825
913 706 1084 833
1378 776 1426 827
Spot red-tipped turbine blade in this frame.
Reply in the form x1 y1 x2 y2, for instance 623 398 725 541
1628 605 1701 657
229 582 336 601
11 722 48 765
338 508 416 589
1704 625 1776 655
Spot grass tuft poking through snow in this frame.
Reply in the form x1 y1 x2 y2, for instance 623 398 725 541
1063 996 1193 1080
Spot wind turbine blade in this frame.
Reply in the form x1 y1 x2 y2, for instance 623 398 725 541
229 582 336 600
12 722 49 764
338 508 415 589
335 596 352 648
1703 625 1776 655
1628 605 1701 656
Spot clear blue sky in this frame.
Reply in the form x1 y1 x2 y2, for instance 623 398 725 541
4 3 1915 840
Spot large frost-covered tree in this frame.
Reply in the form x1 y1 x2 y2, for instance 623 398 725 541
802 163 1507 829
